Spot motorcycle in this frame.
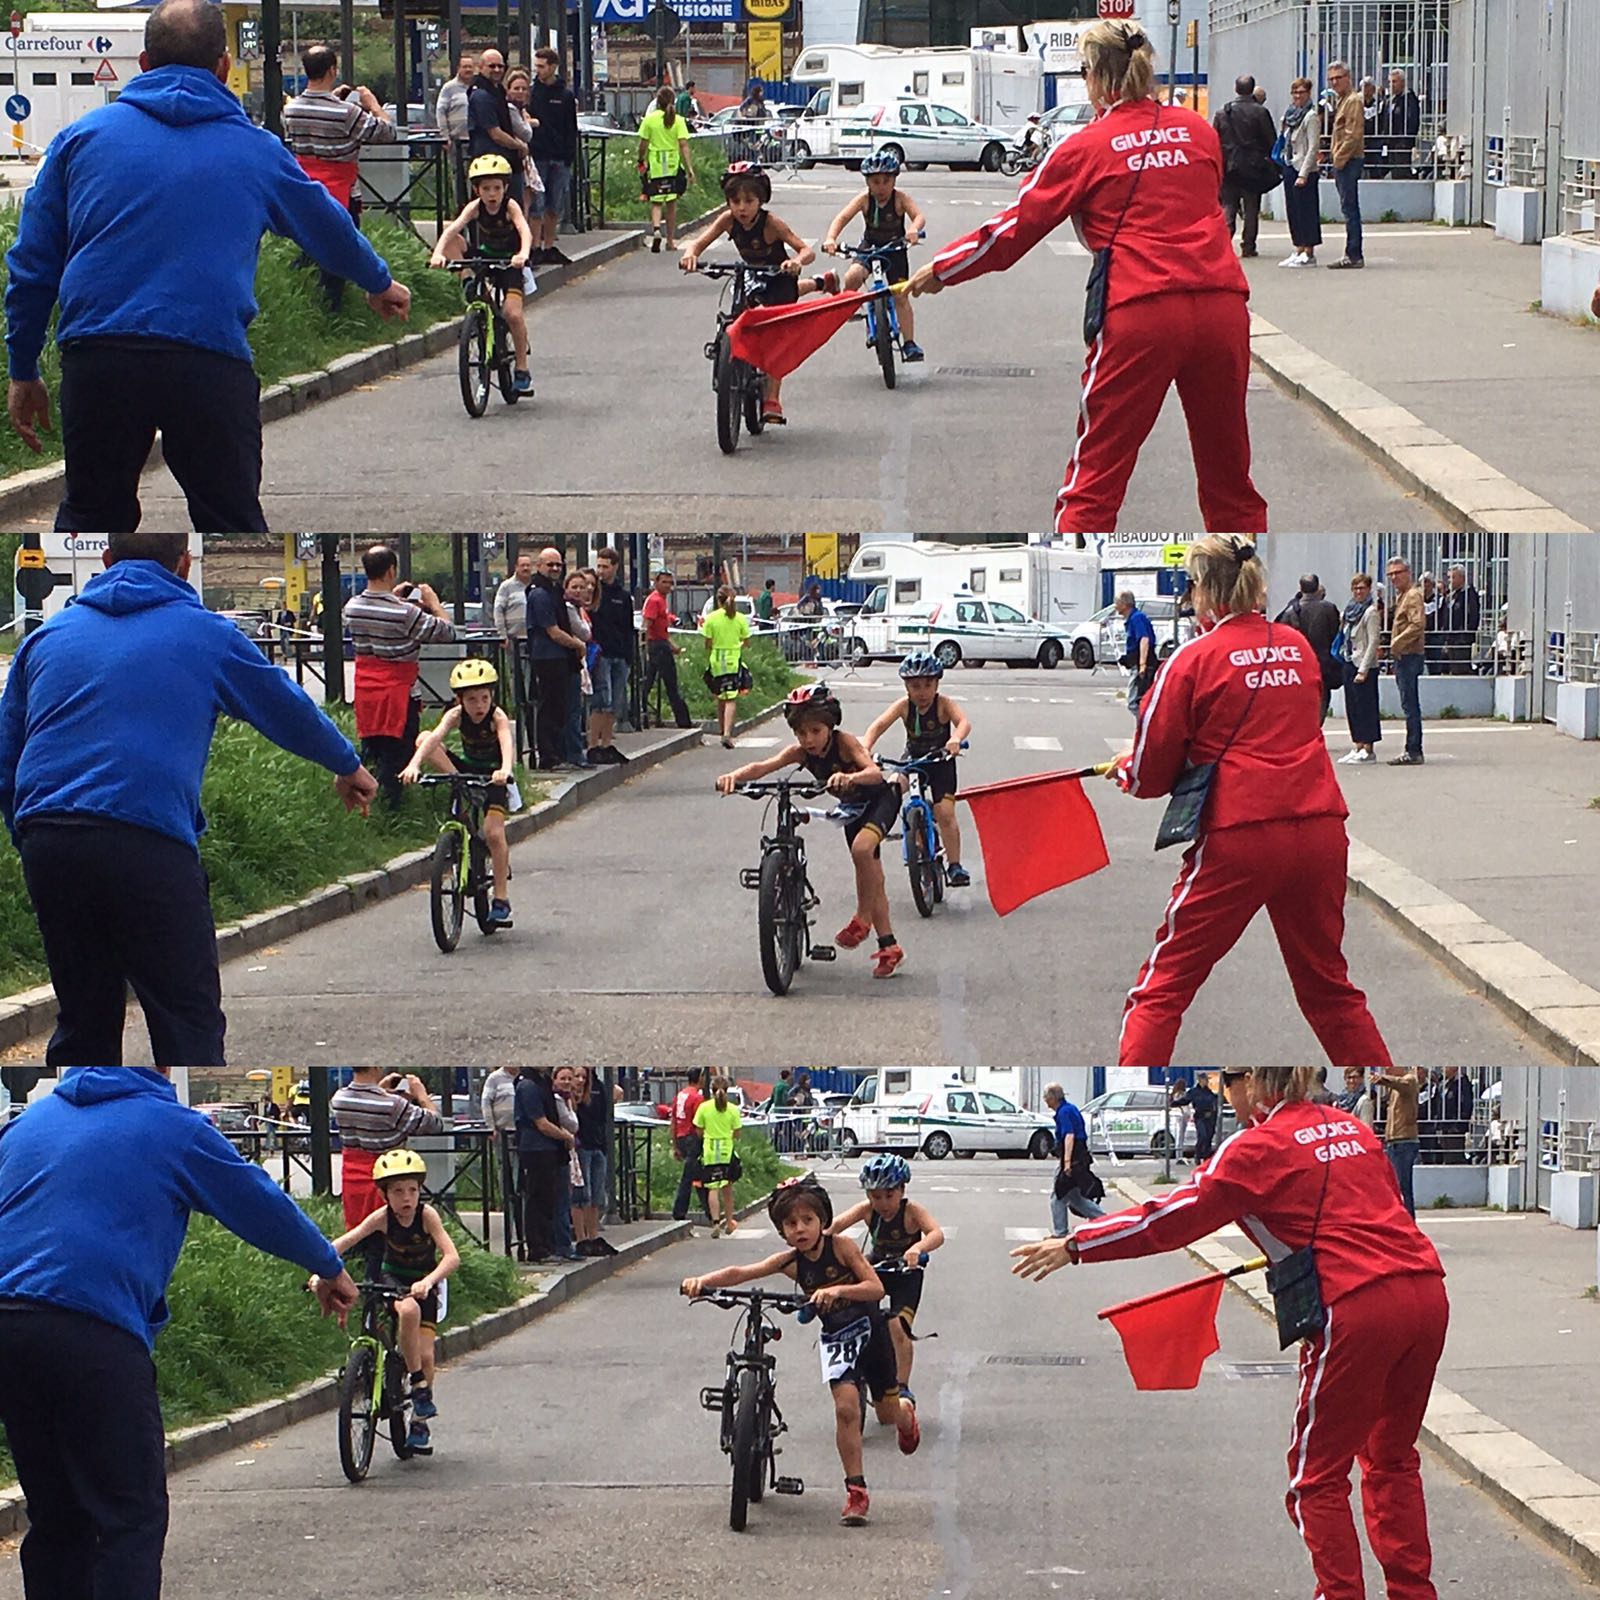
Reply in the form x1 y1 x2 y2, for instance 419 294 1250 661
1000 117 1050 177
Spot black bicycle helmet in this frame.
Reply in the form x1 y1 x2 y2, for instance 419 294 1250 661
720 160 772 204
767 1174 834 1231
783 682 843 730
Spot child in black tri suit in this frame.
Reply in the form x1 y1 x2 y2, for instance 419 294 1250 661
682 1176 918 1527
681 162 840 425
823 149 930 360
325 1148 461 1456
717 683 906 978
863 649 974 888
401 657 520 927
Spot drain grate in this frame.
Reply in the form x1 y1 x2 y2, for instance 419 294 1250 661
934 365 1039 379
985 1354 1086 1367
1220 1361 1299 1380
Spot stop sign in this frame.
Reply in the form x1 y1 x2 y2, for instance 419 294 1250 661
1097 0 1137 16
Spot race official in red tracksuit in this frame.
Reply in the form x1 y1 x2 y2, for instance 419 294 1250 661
908 20 1268 536
1014 1068 1449 1600
1113 536 1391 1069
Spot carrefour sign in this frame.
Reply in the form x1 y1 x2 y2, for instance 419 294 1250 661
10 34 118 53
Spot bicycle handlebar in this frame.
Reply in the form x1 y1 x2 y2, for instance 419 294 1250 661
870 1252 931 1274
445 258 522 270
838 241 923 260
879 742 969 772
414 773 495 789
695 261 790 280
733 779 828 799
687 1287 810 1313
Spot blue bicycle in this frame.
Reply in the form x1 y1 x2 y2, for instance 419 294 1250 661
841 242 917 392
881 742 967 919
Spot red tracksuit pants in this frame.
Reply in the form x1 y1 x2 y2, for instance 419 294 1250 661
1055 289 1269 536
1118 816 1393 1068
1286 1273 1449 1600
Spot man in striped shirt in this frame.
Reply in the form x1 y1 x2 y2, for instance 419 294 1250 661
282 44 397 309
331 1068 448 1227
343 544 456 805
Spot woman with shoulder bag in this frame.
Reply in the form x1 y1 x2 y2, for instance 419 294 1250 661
1107 536 1392 1069
907 20 1266 537
1014 1066 1448 1600
1338 572 1383 765
1278 77 1324 267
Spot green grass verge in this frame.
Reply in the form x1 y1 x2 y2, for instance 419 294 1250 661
594 136 727 229
0 705 536 996
0 209 464 482
0 1196 524 1489
672 635 805 724
647 1125 801 1216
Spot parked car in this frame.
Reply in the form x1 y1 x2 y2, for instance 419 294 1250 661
908 594 1070 670
890 1087 1058 1161
1038 100 1095 142
578 110 623 133
838 98 1010 172
698 592 780 632
1081 1088 1237 1157
1070 597 1195 670
194 1102 260 1135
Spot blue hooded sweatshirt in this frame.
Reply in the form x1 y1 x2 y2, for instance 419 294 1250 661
0 559 360 848
4 65 394 382
0 1069 345 1351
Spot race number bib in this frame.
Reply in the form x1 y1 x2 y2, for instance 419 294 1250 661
434 1278 449 1326
818 1315 872 1383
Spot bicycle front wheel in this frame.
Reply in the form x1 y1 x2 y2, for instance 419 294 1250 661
875 297 897 390
337 1345 378 1483
430 829 466 953
757 849 799 996
458 304 491 417
908 814 937 918
744 369 767 436
716 341 744 455
729 1366 761 1531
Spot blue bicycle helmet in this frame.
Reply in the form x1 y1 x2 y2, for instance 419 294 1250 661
898 651 943 681
860 149 902 176
859 1152 912 1190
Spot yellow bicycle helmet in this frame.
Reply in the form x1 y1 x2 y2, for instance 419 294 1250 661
373 1148 429 1185
468 153 513 183
449 657 500 692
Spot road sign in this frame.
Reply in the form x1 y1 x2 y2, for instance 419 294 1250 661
93 58 117 84
1161 540 1190 568
1167 0 1181 21
4 95 27 122
1096 0 1135 17
17 545 44 569
7 11 18 40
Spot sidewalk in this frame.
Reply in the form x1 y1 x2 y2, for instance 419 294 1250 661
1332 718 1600 1064
1242 224 1597 533
1113 1176 1600 1582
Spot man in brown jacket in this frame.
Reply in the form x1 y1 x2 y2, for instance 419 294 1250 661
1386 557 1425 765
1327 60 1365 268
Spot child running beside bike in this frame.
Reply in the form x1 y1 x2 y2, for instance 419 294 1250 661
682 1175 919 1526
716 683 905 979
322 1148 460 1457
862 650 973 889
822 150 929 362
430 152 535 395
828 1153 944 1402
680 161 840 427
400 658 519 928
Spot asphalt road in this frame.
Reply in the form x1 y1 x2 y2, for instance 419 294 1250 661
0 1162 1584 1600
131 171 1448 535
33 666 1556 1069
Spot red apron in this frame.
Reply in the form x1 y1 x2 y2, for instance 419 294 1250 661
298 153 360 211
353 656 419 742
341 1148 383 1232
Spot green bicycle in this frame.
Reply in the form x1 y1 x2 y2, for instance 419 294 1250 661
337 1282 419 1483
417 772 500 953
447 258 524 418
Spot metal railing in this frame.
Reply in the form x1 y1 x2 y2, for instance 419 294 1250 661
1484 130 1543 189
1545 631 1600 685
1558 155 1600 237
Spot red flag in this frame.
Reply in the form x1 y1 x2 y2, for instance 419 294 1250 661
726 286 883 379
1097 1274 1226 1391
958 771 1110 917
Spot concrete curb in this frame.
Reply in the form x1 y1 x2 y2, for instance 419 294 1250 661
1343 833 1600 1067
1249 315 1594 536
0 227 647 526
1108 1175 1600 1585
0 1214 694 1539
0 698 787 1055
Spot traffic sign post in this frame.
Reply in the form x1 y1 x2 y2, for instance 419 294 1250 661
1167 0 1180 105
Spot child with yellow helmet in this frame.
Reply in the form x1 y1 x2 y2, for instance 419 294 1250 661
401 656 519 927
324 1146 461 1456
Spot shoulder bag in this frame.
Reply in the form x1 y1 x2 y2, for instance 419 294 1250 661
1083 103 1160 344
1264 1125 1331 1348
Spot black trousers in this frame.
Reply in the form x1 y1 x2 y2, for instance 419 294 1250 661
1219 181 1263 252
643 640 692 729
0 1305 169 1600
672 1133 712 1220
56 338 267 534
1193 1115 1217 1162
361 698 422 808
530 659 571 769
18 819 224 1067
521 1149 566 1260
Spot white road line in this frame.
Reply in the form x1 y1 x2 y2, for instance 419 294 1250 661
1005 1226 1049 1242
1006 696 1042 704
1013 735 1062 751
926 1185 960 1192
1048 697 1075 704
734 736 781 748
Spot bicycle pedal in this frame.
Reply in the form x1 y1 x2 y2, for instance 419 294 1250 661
810 945 837 961
700 1386 727 1413
738 867 762 891
774 1476 805 1495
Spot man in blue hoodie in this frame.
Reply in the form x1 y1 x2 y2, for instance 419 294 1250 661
0 1067 359 1600
0 528 380 1067
2 0 412 534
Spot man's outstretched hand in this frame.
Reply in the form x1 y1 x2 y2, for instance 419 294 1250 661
7 380 51 453
367 282 412 322
335 765 380 816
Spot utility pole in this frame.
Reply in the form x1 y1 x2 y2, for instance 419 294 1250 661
309 1069 333 1195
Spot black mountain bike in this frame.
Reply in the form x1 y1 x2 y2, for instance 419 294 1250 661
416 772 500 953
447 258 524 418
733 777 836 996
696 260 788 455
690 1286 810 1531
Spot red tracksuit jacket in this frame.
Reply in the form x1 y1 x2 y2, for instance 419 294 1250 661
1128 612 1347 831
1074 1100 1444 1305
931 99 1247 308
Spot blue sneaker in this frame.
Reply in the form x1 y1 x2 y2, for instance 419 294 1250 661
411 1385 438 1420
513 370 533 395
902 341 925 362
407 1421 433 1455
945 863 971 887
489 900 513 930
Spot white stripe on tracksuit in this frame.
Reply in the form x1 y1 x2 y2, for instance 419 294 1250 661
1117 833 1209 1053
1287 1305 1337 1600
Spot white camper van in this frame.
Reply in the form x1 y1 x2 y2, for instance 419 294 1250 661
1 13 145 156
848 541 1101 629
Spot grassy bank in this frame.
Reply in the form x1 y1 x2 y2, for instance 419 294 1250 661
595 135 726 229
0 1197 524 1488
0 211 464 482
647 1126 801 1216
0 706 535 996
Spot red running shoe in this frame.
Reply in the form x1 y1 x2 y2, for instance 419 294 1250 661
836 915 871 949
841 1484 871 1526
897 1402 921 1455
872 943 905 979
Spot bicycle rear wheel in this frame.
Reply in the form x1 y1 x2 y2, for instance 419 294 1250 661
757 849 799 995
430 830 466 953
874 297 897 391
729 1367 760 1531
744 371 767 436
337 1346 378 1483
458 304 491 418
470 835 495 933
907 814 937 918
